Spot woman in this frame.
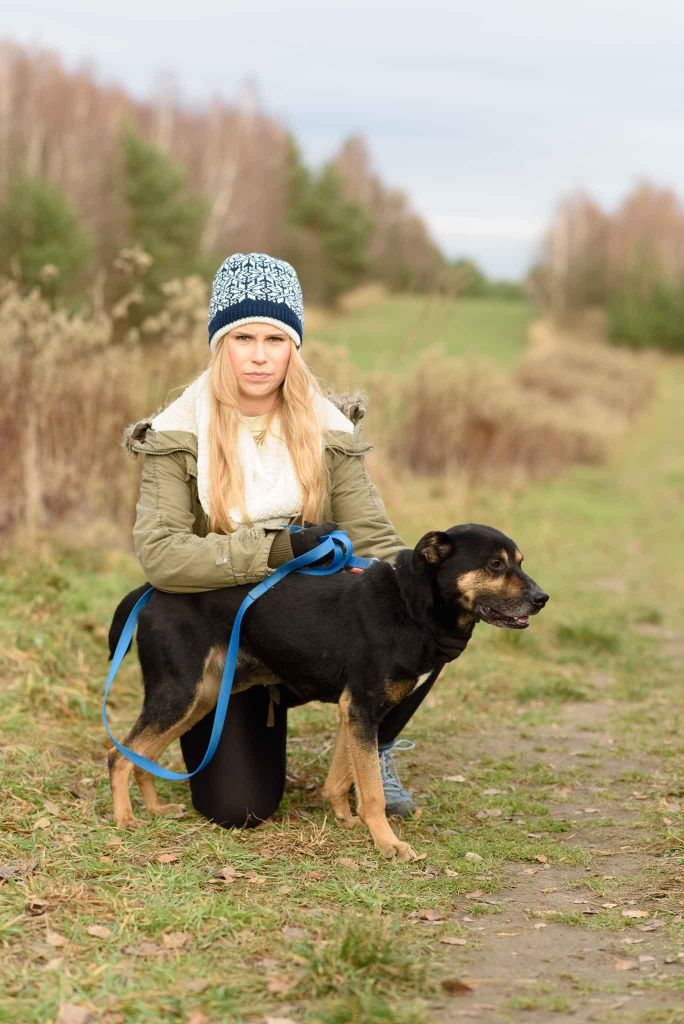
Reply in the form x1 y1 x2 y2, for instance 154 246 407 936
125 252 458 830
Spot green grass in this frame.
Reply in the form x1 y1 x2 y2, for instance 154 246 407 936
313 294 536 373
1 317 683 1020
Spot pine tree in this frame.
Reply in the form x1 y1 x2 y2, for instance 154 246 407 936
119 125 208 313
0 175 92 299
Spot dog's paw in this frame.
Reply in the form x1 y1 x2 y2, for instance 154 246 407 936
335 813 361 830
151 802 186 819
115 814 143 830
377 839 419 862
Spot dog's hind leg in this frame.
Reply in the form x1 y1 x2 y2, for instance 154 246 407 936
322 721 359 829
133 751 186 820
109 667 221 828
338 689 419 863
108 722 162 829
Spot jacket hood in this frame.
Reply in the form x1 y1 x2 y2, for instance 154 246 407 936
122 373 370 457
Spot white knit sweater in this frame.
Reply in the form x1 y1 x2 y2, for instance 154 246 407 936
150 368 355 524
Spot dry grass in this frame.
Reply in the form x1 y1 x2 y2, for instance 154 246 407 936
387 319 659 484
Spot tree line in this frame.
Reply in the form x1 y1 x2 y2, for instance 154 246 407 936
0 39 522 323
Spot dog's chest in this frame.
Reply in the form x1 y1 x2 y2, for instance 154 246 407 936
384 669 434 707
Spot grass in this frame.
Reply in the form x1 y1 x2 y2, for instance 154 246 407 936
313 294 536 373
1 325 683 1021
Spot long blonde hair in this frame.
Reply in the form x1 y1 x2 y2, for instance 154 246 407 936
208 336 329 533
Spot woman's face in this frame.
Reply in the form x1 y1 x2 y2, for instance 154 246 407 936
223 322 292 407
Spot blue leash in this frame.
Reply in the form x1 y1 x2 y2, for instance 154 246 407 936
102 526 376 780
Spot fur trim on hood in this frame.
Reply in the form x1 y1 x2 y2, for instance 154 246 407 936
122 371 368 456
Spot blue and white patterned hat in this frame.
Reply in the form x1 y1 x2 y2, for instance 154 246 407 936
208 252 304 351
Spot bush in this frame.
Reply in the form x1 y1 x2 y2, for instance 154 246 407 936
607 279 684 352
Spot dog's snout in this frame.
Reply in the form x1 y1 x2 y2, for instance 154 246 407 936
531 589 549 609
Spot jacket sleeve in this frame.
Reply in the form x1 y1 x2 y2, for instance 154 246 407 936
329 450 408 562
132 451 280 593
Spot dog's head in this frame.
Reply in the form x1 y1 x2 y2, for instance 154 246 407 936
412 523 549 629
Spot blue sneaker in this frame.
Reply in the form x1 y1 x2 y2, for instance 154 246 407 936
379 738 416 817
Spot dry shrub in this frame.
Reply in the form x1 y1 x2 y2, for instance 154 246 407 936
519 315 658 418
387 335 657 486
336 281 388 313
1 273 207 542
300 338 359 394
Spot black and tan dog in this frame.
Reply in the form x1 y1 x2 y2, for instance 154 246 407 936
107 523 548 860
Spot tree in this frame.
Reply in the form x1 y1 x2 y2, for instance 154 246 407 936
282 134 373 304
0 174 92 299
119 124 209 313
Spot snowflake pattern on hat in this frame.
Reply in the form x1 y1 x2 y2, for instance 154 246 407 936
208 252 304 350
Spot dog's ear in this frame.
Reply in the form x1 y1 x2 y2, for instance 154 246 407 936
413 531 454 571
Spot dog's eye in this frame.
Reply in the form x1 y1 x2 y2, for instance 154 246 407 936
488 560 505 572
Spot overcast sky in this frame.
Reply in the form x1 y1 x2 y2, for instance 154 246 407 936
4 1 684 279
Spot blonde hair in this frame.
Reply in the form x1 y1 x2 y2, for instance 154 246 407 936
207 336 329 534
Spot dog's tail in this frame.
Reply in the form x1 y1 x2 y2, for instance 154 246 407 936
107 584 152 661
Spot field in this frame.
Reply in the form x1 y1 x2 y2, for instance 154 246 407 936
1 297 683 1023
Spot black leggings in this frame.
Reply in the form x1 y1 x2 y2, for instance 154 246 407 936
179 670 442 829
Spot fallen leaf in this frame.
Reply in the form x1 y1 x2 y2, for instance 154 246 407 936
482 788 503 796
305 871 325 881
281 925 306 940
263 1018 298 1024
157 853 179 864
444 775 466 783
0 861 37 880
638 955 656 964
122 941 165 957
441 978 473 995
56 1005 96 1024
267 976 291 994
335 857 358 869
622 909 650 919
86 925 112 939
445 868 459 877
44 801 61 815
163 931 191 949
615 959 639 971
26 897 51 915
186 1012 212 1024
214 866 247 882
475 808 502 819
33 817 51 830
46 930 67 947
637 921 663 932
440 936 468 945
417 908 444 922
182 980 209 993
534 923 548 929
535 855 548 864
602 903 618 910
465 852 483 863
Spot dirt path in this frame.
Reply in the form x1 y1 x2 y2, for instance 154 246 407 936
431 696 684 1023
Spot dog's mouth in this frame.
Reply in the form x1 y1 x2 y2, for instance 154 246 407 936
477 604 531 629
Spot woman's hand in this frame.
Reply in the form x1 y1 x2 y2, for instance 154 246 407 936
290 521 339 563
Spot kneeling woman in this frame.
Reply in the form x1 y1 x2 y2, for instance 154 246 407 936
125 252 447 829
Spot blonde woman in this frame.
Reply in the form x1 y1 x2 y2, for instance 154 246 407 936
125 253 462 829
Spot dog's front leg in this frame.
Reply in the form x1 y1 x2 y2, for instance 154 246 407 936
338 689 419 862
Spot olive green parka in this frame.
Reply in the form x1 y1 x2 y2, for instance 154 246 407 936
122 386 407 594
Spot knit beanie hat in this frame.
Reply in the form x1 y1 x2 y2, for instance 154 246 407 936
208 252 304 352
